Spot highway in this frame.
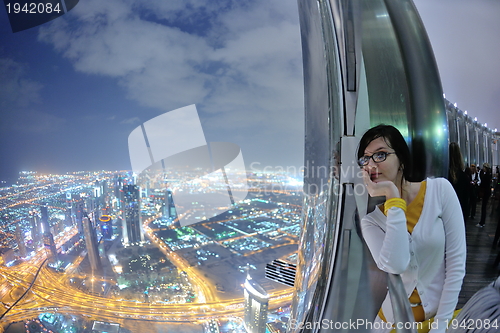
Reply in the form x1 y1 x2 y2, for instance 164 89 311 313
0 215 294 328
0 263 293 324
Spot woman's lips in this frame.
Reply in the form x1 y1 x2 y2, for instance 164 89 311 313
370 173 380 181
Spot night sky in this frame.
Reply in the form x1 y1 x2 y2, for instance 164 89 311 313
0 0 499 182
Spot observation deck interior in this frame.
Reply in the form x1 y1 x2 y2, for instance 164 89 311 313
459 202 500 307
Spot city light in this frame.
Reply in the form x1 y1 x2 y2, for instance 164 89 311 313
0 169 300 330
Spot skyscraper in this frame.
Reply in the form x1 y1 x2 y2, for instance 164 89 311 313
99 180 108 207
163 189 176 220
40 205 49 234
15 223 27 258
66 191 72 210
74 200 84 234
114 175 124 208
40 205 58 263
65 192 73 228
86 196 97 219
121 185 143 245
243 274 269 333
29 210 41 249
82 214 102 273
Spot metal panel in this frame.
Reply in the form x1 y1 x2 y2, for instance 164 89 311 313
293 0 447 331
469 122 478 166
291 0 342 329
447 106 458 145
478 129 485 166
457 114 468 165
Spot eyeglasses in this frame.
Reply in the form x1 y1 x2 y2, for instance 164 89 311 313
358 151 395 166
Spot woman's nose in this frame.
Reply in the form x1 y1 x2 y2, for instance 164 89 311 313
366 158 378 168
363 163 375 172
364 163 377 172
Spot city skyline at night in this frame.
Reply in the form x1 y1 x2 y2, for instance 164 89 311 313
0 167 301 332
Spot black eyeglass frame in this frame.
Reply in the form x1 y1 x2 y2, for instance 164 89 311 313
357 151 396 167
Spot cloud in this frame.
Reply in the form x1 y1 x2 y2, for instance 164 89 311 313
38 1 212 109
37 0 304 168
120 117 141 125
0 58 66 134
8 110 66 134
0 58 43 108
37 0 303 124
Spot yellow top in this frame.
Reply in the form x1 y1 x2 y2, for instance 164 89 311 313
379 181 427 322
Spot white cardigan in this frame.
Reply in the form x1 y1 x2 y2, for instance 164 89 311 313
361 177 466 333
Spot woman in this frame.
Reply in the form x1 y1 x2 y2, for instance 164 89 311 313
447 142 469 221
357 125 466 333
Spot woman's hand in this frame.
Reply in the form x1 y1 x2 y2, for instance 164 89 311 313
362 169 400 199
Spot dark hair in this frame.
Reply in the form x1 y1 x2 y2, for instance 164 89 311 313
448 142 464 184
357 124 412 181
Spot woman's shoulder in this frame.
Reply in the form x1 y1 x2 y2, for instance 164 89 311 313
425 176 450 184
424 177 455 193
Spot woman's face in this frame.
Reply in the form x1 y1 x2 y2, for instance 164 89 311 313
362 137 402 184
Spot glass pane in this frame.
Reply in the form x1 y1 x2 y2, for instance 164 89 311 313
0 1 304 332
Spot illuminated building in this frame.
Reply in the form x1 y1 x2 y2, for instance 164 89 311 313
40 205 58 262
99 209 113 239
66 191 72 209
65 192 73 228
40 205 49 234
42 233 58 263
86 196 97 219
243 273 269 333
29 210 41 248
82 214 102 272
100 180 108 206
15 223 27 258
93 179 108 210
163 189 176 220
64 208 73 228
114 174 124 208
121 185 143 245
74 200 84 234
143 179 150 198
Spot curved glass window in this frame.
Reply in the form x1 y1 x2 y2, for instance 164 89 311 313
0 2 304 332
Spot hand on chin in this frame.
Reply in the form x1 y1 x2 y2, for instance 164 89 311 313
363 171 398 198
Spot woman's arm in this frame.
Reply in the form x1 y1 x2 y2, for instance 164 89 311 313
361 208 410 274
431 179 467 332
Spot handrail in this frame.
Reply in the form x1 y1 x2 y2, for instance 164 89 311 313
387 274 417 333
